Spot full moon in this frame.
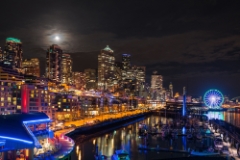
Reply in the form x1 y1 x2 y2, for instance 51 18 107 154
55 36 60 41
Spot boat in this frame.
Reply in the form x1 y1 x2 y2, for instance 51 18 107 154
111 150 130 160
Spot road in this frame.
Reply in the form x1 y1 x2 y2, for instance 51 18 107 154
64 109 146 127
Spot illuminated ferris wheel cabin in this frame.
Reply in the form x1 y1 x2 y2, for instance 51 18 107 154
204 89 224 108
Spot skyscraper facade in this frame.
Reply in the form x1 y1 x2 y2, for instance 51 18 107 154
98 45 115 90
2 37 23 71
61 54 72 84
72 72 86 89
151 71 163 100
22 58 40 77
151 71 163 90
122 54 131 71
84 69 97 90
45 44 62 82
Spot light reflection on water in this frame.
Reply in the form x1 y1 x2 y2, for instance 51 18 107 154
72 115 201 160
206 111 240 127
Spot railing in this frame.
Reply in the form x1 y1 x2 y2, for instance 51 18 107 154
22 123 42 148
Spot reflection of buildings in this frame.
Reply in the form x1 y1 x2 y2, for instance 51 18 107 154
84 68 97 90
98 45 115 91
22 58 40 77
45 44 63 82
2 37 23 72
61 53 72 84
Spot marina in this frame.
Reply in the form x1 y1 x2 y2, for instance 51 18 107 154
71 111 240 160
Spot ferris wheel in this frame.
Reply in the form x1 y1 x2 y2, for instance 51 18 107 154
204 89 224 108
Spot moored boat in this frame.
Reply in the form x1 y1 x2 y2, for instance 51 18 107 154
111 150 129 160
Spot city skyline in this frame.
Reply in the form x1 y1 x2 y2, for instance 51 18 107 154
0 1 240 96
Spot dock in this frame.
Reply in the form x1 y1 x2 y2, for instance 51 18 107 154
138 146 189 154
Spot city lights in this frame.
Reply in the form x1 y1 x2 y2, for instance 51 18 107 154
204 89 224 108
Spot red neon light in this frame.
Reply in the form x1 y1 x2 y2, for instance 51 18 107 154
21 85 28 113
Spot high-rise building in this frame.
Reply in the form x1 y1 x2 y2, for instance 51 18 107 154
45 44 62 82
151 71 163 90
98 45 115 90
2 37 23 71
61 54 72 84
22 58 40 77
72 72 86 89
169 82 173 98
122 54 131 70
84 69 97 90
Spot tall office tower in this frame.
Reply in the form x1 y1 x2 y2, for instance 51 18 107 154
22 58 40 77
45 44 62 82
72 72 86 89
98 45 115 90
132 66 146 83
151 71 163 90
114 62 122 82
61 54 72 84
3 37 23 71
84 69 97 90
169 82 173 98
122 54 131 70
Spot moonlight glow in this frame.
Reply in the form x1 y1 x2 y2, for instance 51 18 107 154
54 36 60 41
204 89 224 108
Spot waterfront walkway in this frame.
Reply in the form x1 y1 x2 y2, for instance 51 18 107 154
64 109 146 127
208 121 240 160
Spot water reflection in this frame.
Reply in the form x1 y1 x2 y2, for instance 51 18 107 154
207 111 240 127
73 115 196 160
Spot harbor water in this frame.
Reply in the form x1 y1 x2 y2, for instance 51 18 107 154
71 113 215 160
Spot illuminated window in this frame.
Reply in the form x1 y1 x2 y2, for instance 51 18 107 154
62 99 66 102
7 97 11 102
17 105 21 109
1 103 3 106
31 94 34 98
1 88 4 91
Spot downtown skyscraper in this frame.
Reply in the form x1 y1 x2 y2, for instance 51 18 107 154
98 45 115 91
45 44 63 82
61 53 72 84
22 58 40 77
2 37 23 72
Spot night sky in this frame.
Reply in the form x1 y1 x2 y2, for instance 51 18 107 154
1 0 240 97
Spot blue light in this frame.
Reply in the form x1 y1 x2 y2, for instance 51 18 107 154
23 118 51 124
204 89 224 108
0 136 33 144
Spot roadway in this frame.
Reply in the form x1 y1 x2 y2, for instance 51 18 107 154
63 109 146 127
